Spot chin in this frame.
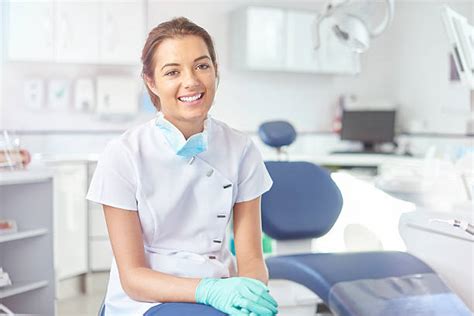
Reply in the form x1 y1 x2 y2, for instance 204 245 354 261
181 108 210 122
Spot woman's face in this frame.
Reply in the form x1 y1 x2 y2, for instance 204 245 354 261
146 35 217 127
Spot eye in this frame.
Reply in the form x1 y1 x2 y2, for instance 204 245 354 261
196 63 210 70
164 70 179 77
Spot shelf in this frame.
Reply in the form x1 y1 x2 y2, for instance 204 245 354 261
0 280 48 299
0 169 53 186
0 228 48 244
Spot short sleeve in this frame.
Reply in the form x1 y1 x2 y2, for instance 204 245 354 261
86 140 138 211
235 138 273 203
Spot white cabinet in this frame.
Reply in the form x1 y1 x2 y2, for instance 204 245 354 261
87 161 113 271
6 0 144 64
0 169 55 315
55 1 99 63
286 10 320 72
6 0 54 62
51 162 88 281
231 6 360 74
234 7 286 71
99 0 145 65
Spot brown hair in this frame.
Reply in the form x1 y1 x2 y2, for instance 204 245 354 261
141 17 218 110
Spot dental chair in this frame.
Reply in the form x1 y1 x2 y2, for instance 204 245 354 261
258 121 472 316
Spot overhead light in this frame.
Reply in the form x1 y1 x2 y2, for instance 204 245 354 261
314 0 395 53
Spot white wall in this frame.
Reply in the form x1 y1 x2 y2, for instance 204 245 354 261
389 0 471 134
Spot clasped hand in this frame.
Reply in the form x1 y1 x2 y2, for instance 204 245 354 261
195 277 278 316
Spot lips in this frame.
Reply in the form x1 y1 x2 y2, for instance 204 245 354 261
177 93 204 103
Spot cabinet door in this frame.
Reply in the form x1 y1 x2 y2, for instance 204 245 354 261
55 1 99 63
245 7 286 70
54 163 88 280
286 11 320 72
6 0 54 61
99 0 145 65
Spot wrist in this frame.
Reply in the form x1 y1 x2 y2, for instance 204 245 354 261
195 278 218 304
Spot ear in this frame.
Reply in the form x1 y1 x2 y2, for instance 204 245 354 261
214 63 219 88
214 62 219 78
144 75 159 97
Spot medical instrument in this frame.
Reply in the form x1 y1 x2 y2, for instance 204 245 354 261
430 218 474 236
195 277 278 316
313 0 395 53
442 6 474 134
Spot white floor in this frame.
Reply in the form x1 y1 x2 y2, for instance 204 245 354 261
57 272 108 316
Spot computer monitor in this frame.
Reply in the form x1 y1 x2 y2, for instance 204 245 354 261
340 110 396 152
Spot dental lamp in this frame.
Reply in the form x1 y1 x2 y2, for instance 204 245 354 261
314 0 395 53
442 6 474 134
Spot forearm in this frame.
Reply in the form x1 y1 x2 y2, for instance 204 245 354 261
237 257 269 285
122 267 200 303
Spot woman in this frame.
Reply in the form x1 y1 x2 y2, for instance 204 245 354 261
87 17 278 316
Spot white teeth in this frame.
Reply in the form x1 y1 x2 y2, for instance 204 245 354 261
179 93 202 102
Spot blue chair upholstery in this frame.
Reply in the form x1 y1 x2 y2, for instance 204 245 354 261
99 302 225 316
258 121 296 148
144 303 226 316
266 251 433 306
262 161 343 240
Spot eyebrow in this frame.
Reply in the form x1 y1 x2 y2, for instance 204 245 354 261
160 55 211 71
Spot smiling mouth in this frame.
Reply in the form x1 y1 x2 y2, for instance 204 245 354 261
178 93 204 103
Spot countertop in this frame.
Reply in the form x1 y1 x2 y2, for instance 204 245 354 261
32 153 100 163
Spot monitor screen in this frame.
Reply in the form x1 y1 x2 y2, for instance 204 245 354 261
341 110 396 144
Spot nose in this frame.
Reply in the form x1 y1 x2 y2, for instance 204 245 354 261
183 70 201 90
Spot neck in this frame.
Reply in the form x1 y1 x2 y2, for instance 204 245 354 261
165 115 205 140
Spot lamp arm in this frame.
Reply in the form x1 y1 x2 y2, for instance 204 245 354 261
313 0 351 49
312 13 324 49
370 0 395 37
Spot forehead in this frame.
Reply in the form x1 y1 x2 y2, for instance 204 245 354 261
154 35 210 67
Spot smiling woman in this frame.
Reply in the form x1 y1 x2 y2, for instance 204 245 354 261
86 17 279 316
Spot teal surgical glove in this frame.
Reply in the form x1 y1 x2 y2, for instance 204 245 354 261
195 277 278 316
241 308 259 316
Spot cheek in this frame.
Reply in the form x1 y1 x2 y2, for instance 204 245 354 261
203 75 217 94
155 80 177 98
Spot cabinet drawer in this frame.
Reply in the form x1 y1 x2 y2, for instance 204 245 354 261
89 239 113 271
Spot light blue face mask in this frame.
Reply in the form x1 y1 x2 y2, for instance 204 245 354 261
155 113 208 158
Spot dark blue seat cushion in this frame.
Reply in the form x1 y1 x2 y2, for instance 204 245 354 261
266 251 434 303
144 303 226 316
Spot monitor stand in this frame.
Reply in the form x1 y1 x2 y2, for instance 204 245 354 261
332 142 395 155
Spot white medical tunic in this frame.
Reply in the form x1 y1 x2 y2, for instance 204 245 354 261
86 116 273 316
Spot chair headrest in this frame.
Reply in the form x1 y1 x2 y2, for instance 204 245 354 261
261 161 343 240
258 121 296 148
